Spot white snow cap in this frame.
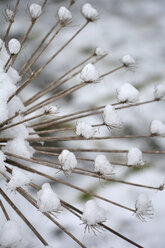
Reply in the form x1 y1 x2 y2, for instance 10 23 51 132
80 63 99 83
154 83 165 99
29 3 42 19
94 155 114 176
7 167 31 190
0 151 6 172
44 105 59 114
95 47 108 57
116 83 139 103
135 194 154 221
150 120 165 135
37 183 61 212
58 150 77 173
127 147 144 166
0 220 22 247
58 6 72 24
81 200 106 226
5 9 14 21
8 38 21 54
103 104 122 129
76 121 96 139
81 3 98 22
121 54 135 66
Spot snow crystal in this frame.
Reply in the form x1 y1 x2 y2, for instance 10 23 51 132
76 121 96 139
58 6 72 24
154 83 165 99
81 200 106 226
135 194 154 221
58 150 77 173
80 63 99 83
0 220 22 247
127 147 144 166
95 47 108 57
29 3 42 19
121 54 135 67
150 120 165 135
0 151 6 172
7 167 31 190
37 183 61 212
8 38 21 54
94 155 114 176
103 104 122 129
81 3 99 22
116 83 139 103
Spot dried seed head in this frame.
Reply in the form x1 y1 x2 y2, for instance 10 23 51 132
81 3 99 22
116 83 140 103
121 54 135 67
154 83 165 100
150 120 165 135
76 121 96 139
94 47 108 57
58 6 72 24
103 104 123 129
94 155 114 176
29 3 42 19
8 38 21 54
58 150 77 174
127 147 144 167
80 63 99 83
135 194 154 222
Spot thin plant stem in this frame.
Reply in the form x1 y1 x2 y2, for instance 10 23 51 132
0 199 10 221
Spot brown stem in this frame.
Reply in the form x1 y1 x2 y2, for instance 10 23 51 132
0 199 10 220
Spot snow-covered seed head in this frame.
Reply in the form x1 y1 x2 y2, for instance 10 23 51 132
150 120 165 135
76 121 96 139
81 3 99 22
0 220 22 247
44 105 59 115
81 200 106 228
29 3 42 20
58 6 72 24
103 104 122 129
94 47 108 57
37 183 61 213
58 150 77 174
0 151 6 172
121 54 135 67
116 83 139 103
4 8 14 22
135 194 154 222
80 63 99 83
154 83 165 100
94 155 114 177
8 38 21 55
7 167 31 190
127 147 144 167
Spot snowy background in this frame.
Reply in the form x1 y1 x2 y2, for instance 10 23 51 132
0 0 165 247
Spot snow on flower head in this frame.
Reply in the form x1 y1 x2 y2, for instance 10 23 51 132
81 3 99 22
76 121 96 139
116 83 139 103
29 3 42 19
150 120 165 135
80 63 99 83
95 47 108 57
0 151 6 172
7 167 31 190
37 183 61 213
135 194 154 221
58 6 72 24
127 147 144 166
58 150 77 174
94 155 114 176
0 220 22 247
44 105 59 115
8 38 21 54
5 9 14 21
154 83 165 99
103 104 122 129
81 200 106 228
121 54 135 67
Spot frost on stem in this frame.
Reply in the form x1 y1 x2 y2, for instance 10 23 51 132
37 183 61 213
76 121 97 139
58 6 72 24
0 220 22 247
8 38 21 55
135 194 154 222
58 150 77 174
81 3 99 22
29 3 42 20
150 120 165 135
80 63 99 83
127 147 144 167
116 83 139 103
0 151 6 172
154 83 165 100
81 200 106 233
121 54 135 67
103 104 122 129
94 155 114 177
7 167 31 190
